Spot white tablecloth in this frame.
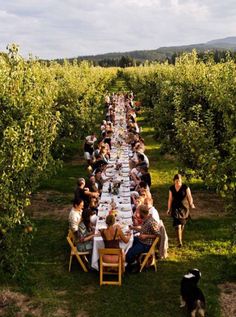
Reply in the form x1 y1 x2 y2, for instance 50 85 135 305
91 98 134 270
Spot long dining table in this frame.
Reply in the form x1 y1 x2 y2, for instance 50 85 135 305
91 97 134 270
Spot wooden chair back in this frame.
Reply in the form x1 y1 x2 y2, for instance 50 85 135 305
67 229 89 273
139 236 159 272
99 248 122 286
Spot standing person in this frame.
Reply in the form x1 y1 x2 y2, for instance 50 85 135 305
84 133 97 166
167 174 195 247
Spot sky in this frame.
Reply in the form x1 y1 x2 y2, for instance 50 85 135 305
0 0 236 59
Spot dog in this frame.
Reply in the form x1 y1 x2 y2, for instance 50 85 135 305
180 268 206 317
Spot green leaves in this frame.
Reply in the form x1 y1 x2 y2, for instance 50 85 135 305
0 46 59 276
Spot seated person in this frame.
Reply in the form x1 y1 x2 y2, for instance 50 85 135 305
139 165 151 188
99 145 109 163
100 215 131 272
130 165 151 190
86 174 100 193
88 197 99 228
132 193 159 224
130 151 149 168
130 162 145 178
89 196 99 214
74 178 99 208
94 168 103 191
92 154 107 171
126 131 137 146
83 133 97 165
136 152 149 168
93 139 104 158
68 197 84 233
130 165 142 189
134 140 146 154
103 130 112 149
126 205 160 268
132 197 145 226
77 209 96 253
129 133 140 149
138 183 153 205
100 120 107 135
147 201 160 223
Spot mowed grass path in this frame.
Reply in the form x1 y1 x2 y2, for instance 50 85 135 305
2 115 235 317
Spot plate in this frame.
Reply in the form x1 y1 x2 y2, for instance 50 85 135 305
121 206 130 211
121 192 130 197
122 168 130 173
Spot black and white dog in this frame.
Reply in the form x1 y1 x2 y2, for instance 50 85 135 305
180 269 206 317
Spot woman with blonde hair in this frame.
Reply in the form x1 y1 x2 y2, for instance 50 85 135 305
100 215 131 272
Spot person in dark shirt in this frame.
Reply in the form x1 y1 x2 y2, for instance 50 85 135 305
167 174 195 247
130 165 151 190
94 168 103 191
86 174 100 194
140 166 151 188
74 178 99 208
103 130 112 149
92 154 107 171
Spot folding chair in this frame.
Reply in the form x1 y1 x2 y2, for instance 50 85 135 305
67 229 90 273
99 248 123 286
139 236 160 272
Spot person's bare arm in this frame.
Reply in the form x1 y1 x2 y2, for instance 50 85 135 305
119 228 131 244
84 188 99 198
186 187 195 208
167 190 173 215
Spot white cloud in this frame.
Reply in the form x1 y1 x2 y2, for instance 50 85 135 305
0 0 235 58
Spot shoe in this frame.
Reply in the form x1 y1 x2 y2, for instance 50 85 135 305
178 243 183 248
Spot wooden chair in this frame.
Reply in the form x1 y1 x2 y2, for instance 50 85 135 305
139 236 160 272
99 248 123 286
67 229 90 273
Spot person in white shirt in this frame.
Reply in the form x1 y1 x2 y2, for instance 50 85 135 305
83 133 97 165
68 197 84 233
148 205 160 223
100 120 107 135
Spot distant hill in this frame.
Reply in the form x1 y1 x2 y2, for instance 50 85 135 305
54 36 236 65
206 36 236 47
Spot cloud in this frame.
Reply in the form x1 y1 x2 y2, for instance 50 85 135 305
0 0 235 59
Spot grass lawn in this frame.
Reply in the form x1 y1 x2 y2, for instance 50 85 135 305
0 108 235 317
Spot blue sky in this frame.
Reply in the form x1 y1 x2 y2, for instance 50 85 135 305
0 0 235 59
